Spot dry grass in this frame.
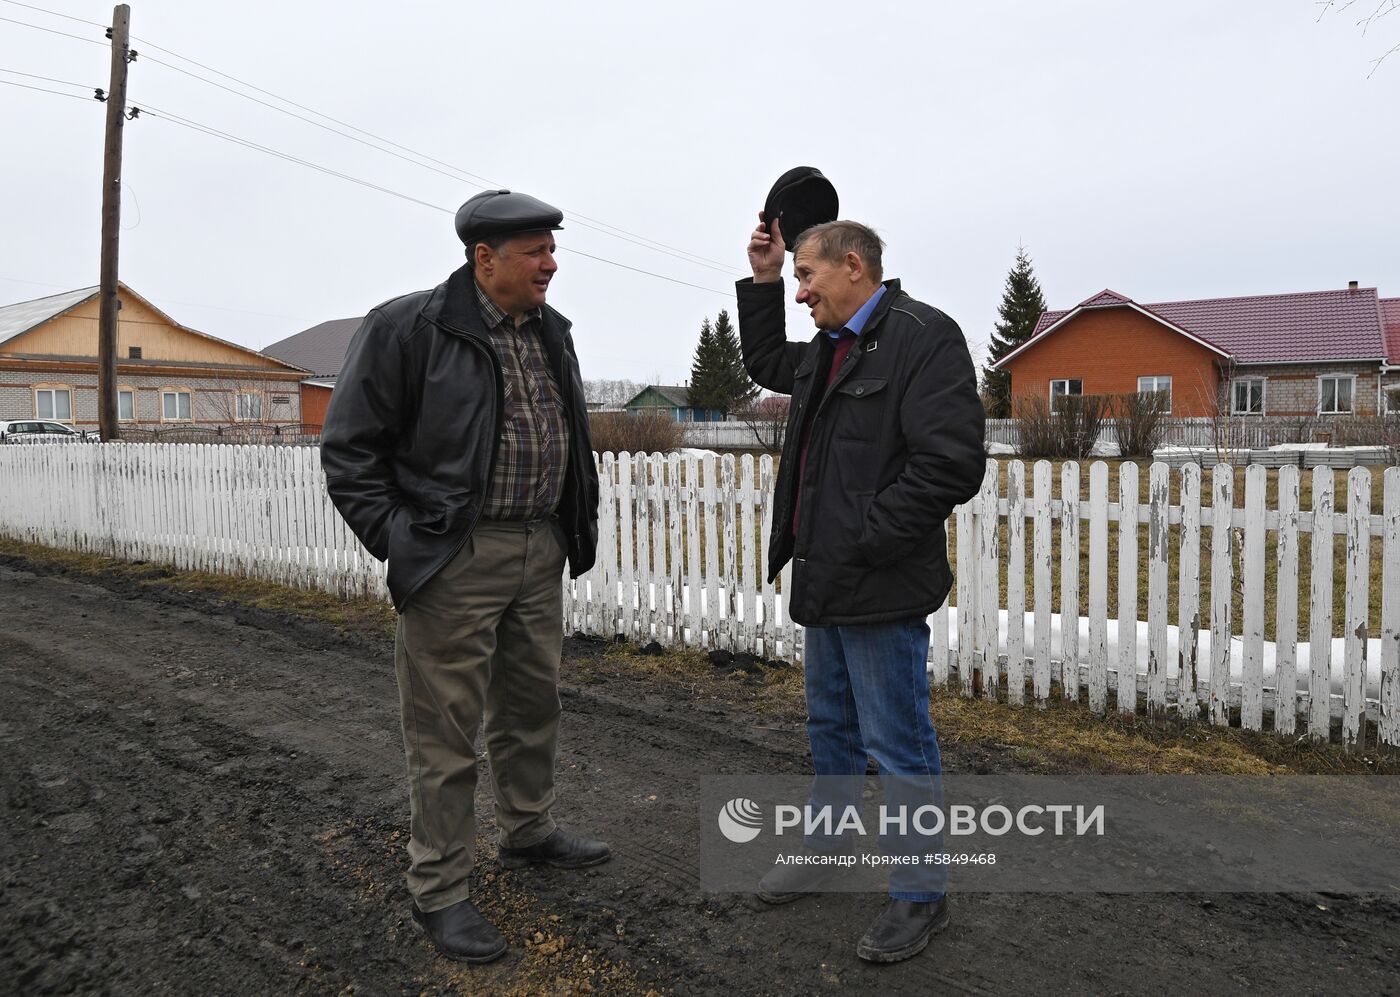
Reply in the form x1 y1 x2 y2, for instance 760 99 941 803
575 643 1395 776
0 536 396 637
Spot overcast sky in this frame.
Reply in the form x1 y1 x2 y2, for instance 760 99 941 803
1 1 1396 383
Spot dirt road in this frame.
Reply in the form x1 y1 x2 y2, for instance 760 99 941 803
1 554 1396 995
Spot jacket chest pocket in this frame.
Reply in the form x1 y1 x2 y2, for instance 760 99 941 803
833 377 889 441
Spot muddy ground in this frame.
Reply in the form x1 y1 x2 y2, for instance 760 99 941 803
1 553 1397 996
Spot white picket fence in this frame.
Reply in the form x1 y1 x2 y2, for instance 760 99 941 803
1 444 1396 748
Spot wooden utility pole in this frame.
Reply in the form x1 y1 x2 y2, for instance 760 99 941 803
97 4 131 442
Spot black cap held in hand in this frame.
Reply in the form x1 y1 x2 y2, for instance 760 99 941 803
763 167 839 253
455 189 564 246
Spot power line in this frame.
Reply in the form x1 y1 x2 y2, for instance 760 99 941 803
127 35 743 275
129 41 499 184
0 71 740 302
136 104 738 299
137 53 733 276
139 105 454 215
0 76 96 102
2 7 772 304
0 65 94 90
7 8 741 277
0 0 105 29
0 13 105 46
559 247 738 297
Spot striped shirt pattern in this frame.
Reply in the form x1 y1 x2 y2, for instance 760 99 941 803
475 281 570 521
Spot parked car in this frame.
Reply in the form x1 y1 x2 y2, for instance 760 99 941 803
0 420 90 443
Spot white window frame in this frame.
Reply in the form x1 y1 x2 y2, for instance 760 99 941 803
1049 379 1083 413
35 387 73 422
118 388 135 422
1317 375 1356 415
162 389 193 422
236 391 263 422
1137 375 1172 412
1231 378 1266 416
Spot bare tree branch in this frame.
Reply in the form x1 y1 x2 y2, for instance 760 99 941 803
1317 0 1399 71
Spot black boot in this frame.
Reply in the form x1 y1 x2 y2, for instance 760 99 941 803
755 856 845 904
411 898 508 963
855 897 950 963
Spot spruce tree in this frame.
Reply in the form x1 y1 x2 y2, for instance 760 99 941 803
984 245 1048 418
711 309 758 413
688 316 724 413
689 311 758 417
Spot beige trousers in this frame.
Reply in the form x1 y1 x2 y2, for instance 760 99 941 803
394 518 567 912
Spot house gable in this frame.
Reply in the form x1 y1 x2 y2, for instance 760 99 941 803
999 305 1224 417
0 284 304 373
994 290 1232 371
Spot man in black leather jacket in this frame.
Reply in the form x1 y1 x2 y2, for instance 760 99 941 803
321 189 605 964
739 215 985 964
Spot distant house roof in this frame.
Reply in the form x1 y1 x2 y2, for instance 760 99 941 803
627 384 691 408
999 286 1389 369
1382 298 1400 367
0 286 98 344
262 317 364 378
0 283 309 372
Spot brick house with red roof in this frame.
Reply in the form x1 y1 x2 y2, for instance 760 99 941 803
992 283 1397 420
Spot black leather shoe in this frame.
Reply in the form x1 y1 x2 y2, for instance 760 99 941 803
498 828 611 870
856 897 951 963
411 898 508 964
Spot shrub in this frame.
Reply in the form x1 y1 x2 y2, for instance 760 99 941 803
1111 391 1171 459
1012 396 1058 458
1058 395 1109 458
1013 394 1109 459
587 411 686 455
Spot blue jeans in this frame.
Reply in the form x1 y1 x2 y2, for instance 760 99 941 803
804 618 945 902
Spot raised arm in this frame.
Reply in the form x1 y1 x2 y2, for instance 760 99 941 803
736 214 805 394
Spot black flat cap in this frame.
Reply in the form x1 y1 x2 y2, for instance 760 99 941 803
455 189 564 246
764 167 838 252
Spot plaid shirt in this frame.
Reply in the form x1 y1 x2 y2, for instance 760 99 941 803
475 281 570 521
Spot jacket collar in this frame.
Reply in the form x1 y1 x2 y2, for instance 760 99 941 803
420 261 573 342
862 278 901 337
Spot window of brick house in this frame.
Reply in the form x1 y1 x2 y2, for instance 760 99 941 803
1050 379 1083 412
162 389 192 421
118 388 135 421
1232 379 1265 415
1318 376 1354 415
35 387 72 421
1137 375 1172 412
